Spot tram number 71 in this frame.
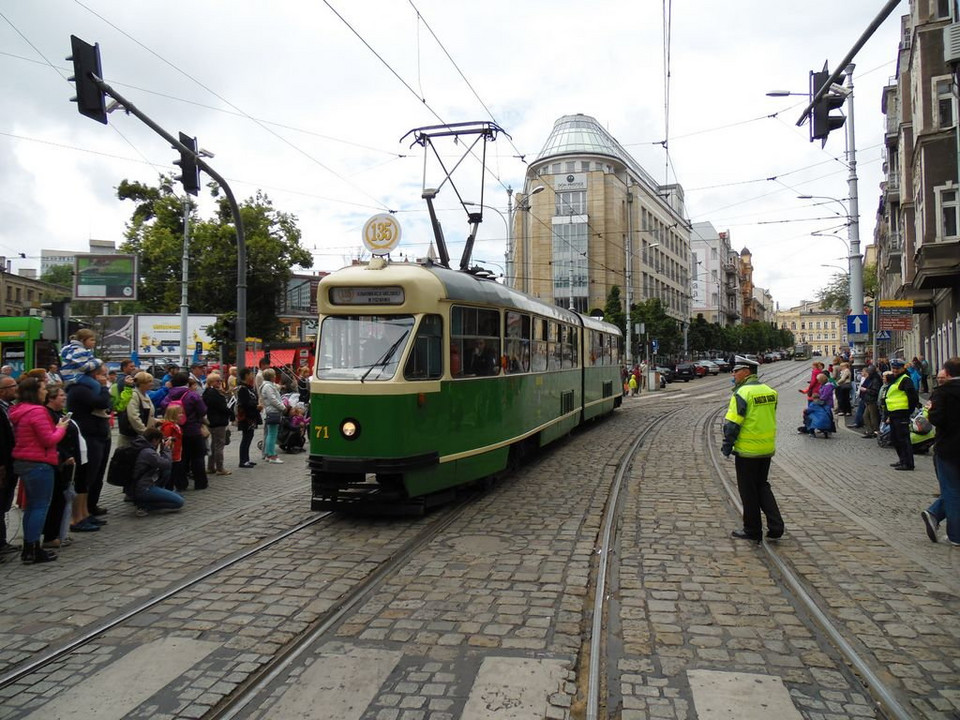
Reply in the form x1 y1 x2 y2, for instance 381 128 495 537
314 425 330 440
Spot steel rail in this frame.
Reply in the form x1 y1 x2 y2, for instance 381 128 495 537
585 407 681 720
0 512 333 690
210 496 474 720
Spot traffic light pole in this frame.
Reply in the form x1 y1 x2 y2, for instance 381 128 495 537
81 75 248 370
844 65 865 372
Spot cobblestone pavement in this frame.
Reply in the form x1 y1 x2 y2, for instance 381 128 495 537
1 366 957 719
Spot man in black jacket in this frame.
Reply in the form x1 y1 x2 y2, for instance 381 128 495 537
921 358 960 545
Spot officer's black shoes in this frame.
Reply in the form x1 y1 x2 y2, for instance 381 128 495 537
731 529 762 544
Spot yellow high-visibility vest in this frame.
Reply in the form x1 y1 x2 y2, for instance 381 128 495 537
725 380 778 457
885 374 910 411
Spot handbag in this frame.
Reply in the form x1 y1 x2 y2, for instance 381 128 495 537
265 408 282 426
911 411 932 435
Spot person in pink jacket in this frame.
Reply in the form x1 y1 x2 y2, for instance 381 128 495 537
9 376 70 564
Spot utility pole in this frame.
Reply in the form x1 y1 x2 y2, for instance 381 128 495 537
625 192 634 366
844 65 865 371
180 197 190 368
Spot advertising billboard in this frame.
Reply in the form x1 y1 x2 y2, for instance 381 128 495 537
135 315 217 360
96 315 135 358
73 254 138 301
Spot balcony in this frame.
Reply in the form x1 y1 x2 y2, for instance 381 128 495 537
913 237 960 290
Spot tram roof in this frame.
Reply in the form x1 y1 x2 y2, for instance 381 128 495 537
321 261 619 334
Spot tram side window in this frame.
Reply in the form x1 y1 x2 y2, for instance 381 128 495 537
504 311 530 374
547 321 560 371
404 314 443 380
589 330 600 366
561 324 578 368
451 306 501 378
531 317 548 372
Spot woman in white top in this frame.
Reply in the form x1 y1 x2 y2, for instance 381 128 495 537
259 368 286 464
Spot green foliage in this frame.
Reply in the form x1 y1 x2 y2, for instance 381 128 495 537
629 298 681 360
117 175 312 342
686 315 793 356
603 286 626 335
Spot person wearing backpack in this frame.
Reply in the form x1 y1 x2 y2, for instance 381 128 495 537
129 428 183 516
160 372 209 490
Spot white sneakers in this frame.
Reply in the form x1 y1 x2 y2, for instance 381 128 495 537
266 457 284 464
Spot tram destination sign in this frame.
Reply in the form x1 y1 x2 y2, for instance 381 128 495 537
878 300 913 331
329 286 404 305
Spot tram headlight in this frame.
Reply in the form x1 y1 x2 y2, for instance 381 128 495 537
340 418 360 440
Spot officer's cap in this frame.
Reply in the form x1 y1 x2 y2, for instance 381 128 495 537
890 358 906 368
732 355 759 372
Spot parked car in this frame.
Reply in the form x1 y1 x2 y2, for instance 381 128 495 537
673 362 697 382
656 365 675 383
695 360 720 376
713 357 731 372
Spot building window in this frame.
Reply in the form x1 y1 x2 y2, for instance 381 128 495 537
555 190 586 216
936 185 959 239
936 77 955 129
936 0 954 19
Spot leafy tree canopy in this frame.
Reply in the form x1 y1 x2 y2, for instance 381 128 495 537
117 176 312 342
816 262 879 312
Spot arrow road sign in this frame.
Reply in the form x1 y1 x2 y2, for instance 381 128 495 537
876 330 891 341
846 314 869 335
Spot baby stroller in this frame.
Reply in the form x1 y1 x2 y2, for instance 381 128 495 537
277 413 307 453
879 409 937 453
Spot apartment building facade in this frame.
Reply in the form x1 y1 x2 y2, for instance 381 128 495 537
877 1 960 369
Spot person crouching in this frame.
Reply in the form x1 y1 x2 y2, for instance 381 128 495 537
131 428 184 517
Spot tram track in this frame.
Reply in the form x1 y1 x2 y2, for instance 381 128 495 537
0 511 336 691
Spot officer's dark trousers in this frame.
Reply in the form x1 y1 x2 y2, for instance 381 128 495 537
888 410 914 469
735 455 784 539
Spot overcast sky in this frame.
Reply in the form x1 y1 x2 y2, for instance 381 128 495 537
0 0 904 309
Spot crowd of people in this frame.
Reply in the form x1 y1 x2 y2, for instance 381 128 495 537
0 331 311 566
790 351 958 546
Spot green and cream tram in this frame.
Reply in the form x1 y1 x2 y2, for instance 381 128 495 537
308 258 623 513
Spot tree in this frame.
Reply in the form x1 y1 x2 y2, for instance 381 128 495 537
630 298 681 361
603 286 626 336
39 265 105 317
817 263 879 312
117 176 312 342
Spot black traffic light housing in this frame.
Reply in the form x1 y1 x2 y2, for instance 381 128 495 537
175 132 201 196
68 35 107 124
810 69 846 146
222 316 237 343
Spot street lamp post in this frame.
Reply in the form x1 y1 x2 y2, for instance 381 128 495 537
464 201 508 280
509 185 544 293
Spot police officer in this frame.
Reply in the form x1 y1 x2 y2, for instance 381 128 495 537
722 355 784 543
885 358 920 471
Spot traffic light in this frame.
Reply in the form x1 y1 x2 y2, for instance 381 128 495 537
67 35 107 124
809 69 846 146
223 317 237 343
174 132 201 196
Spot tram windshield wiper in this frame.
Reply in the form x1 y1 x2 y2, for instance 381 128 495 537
360 330 409 383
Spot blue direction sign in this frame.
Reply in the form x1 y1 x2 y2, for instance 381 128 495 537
846 314 869 335
876 330 892 341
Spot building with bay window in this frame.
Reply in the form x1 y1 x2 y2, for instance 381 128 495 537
511 114 691 326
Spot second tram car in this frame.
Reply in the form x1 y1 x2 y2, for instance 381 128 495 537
308 258 623 513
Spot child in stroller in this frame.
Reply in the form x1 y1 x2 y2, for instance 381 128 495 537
277 405 307 453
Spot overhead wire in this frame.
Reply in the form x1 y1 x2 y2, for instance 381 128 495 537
73 0 394 212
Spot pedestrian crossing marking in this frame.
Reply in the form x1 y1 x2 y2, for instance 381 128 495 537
263 645 402 719
687 669 803 719
462 657 568 719
24 637 219 720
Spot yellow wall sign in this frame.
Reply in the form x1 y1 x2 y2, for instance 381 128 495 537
362 214 401 255
879 300 913 308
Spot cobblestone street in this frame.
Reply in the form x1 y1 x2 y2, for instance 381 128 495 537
0 366 957 719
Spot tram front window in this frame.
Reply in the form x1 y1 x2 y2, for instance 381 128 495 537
317 315 415 381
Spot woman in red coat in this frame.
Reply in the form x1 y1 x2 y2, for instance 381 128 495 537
9 376 70 563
